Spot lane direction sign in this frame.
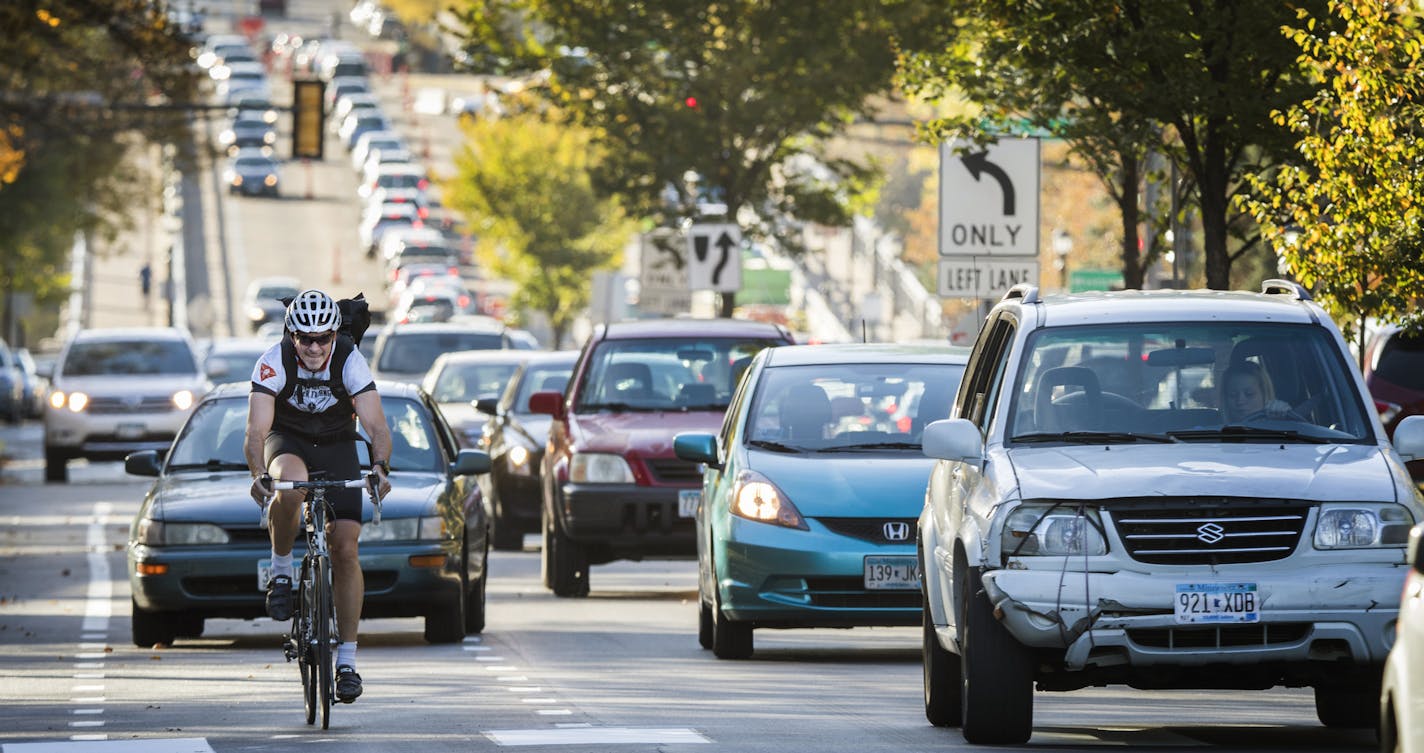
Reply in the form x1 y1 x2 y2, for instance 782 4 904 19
939 138 1040 258
686 223 742 293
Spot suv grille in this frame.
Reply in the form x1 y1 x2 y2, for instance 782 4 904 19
817 517 918 544
1127 623 1311 649
87 395 176 414
1107 501 1308 565
643 458 701 485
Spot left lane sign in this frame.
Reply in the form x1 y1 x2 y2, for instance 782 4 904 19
686 223 741 293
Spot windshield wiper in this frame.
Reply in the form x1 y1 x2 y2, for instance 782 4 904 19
817 441 925 452
678 403 728 412
167 460 250 471
1012 431 1177 444
747 439 802 454
1168 425 1329 444
577 401 642 412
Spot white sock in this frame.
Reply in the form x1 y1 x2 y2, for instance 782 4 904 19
270 553 293 580
337 642 357 669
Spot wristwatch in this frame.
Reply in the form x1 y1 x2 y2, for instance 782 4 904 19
373 460 390 474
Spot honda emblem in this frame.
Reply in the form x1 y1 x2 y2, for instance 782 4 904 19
883 521 911 542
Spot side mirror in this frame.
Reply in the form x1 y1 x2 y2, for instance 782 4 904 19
921 418 984 464
473 397 499 416
1394 415 1424 463
674 432 721 470
527 390 565 420
125 450 163 477
451 448 492 476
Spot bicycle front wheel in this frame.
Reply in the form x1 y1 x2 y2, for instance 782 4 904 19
298 559 316 725
315 555 335 730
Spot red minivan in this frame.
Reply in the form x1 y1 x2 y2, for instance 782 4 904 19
530 318 794 596
1364 325 1424 481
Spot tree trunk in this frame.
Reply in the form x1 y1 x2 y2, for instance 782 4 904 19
1118 160 1144 290
717 292 734 318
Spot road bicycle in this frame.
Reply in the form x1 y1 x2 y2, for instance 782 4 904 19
261 473 380 729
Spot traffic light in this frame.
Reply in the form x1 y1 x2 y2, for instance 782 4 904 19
683 96 699 110
291 79 325 160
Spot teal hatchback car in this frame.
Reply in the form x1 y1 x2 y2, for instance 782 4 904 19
674 343 967 659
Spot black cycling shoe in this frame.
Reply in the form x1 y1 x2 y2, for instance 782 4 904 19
265 574 293 621
335 665 362 703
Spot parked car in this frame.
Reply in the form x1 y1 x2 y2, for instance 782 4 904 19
240 275 302 333
368 321 511 385
422 349 528 449
1364 324 1424 481
475 351 578 550
1383 522 1424 753
918 281 1424 744
674 343 967 658
0 338 26 423
125 381 493 646
15 346 47 419
44 327 209 482
531 318 795 596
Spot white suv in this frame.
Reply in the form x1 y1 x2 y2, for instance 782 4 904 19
44 327 209 482
919 280 1424 744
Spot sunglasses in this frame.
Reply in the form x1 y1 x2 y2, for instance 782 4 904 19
294 332 335 347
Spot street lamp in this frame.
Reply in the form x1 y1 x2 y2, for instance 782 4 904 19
1052 229 1073 291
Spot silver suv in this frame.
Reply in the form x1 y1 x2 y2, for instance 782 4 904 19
44 327 209 482
920 281 1424 744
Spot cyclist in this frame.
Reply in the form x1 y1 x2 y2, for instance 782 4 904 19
245 289 393 703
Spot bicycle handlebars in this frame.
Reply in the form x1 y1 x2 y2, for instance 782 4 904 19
259 473 383 530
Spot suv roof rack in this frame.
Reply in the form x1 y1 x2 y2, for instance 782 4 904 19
1002 284 1040 304
1261 279 1312 301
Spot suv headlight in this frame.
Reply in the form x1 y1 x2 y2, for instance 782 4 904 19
172 390 195 410
51 391 89 412
1002 503 1107 556
569 453 634 483
730 475 807 530
1314 503 1414 549
136 519 230 545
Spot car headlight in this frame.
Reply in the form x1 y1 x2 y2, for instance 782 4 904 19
730 475 807 530
231 174 244 186
508 444 532 474
1002 503 1107 556
569 453 634 483
172 390 195 411
360 516 444 541
1314 503 1414 549
51 391 89 412
264 174 277 186
136 519 230 545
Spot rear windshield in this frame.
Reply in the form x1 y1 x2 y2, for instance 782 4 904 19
376 332 504 375
1376 332 1424 391
575 337 780 413
63 339 197 376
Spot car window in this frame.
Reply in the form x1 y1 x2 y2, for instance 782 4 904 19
207 349 265 384
1376 332 1424 391
63 339 197 376
376 331 505 375
432 362 519 403
1007 322 1372 442
576 338 778 412
383 397 440 471
507 361 575 413
167 397 248 467
746 362 965 450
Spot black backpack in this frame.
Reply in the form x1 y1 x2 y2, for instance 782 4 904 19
277 292 371 347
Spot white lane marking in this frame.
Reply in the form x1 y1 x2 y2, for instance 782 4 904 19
67 723 104 729
506 687 542 693
74 653 106 661
69 698 105 704
483 727 711 746
462 645 492 652
77 643 107 650
71 686 104 692
534 710 573 716
80 634 105 641
71 663 104 670
72 674 104 680
518 698 557 704
3 738 217 751
82 504 112 634
483 665 517 671
462 636 483 643
71 710 103 716
474 656 505 662
496 676 528 682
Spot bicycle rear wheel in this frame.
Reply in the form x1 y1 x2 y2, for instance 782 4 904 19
298 559 316 725
314 555 335 730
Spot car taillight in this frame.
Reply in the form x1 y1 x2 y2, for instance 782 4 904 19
1377 399 1402 425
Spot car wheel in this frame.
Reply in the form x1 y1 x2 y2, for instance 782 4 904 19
490 494 523 551
1314 681 1380 728
959 567 1033 745
464 530 488 634
173 612 205 638
710 572 752 660
543 499 588 598
697 597 713 650
923 589 963 727
44 445 68 483
423 588 466 644
131 598 177 647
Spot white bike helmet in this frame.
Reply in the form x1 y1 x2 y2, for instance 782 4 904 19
285 289 341 334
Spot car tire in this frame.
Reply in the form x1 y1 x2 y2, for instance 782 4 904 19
711 577 752 660
464 531 488 635
697 598 713 650
423 592 466 644
1314 681 1379 728
923 589 963 727
960 567 1033 745
173 613 205 638
131 598 177 647
543 502 588 598
44 445 68 483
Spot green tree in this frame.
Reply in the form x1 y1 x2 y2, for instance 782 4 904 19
450 0 953 315
1243 1 1424 361
444 112 632 347
901 1 1330 290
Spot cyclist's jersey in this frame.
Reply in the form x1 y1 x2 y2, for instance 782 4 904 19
251 337 377 442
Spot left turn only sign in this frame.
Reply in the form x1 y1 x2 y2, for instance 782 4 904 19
686 223 742 293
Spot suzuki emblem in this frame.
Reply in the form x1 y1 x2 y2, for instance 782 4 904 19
883 521 911 542
1196 522 1226 544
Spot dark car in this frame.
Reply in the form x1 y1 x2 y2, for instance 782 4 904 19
222 148 281 197
476 351 578 550
530 319 795 596
1364 325 1424 480
124 382 493 646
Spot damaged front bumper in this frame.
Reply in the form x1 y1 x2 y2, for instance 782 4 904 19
980 565 1401 671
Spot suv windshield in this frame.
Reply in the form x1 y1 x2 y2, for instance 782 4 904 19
746 362 966 451
576 338 777 413
376 331 504 375
63 339 197 376
1008 322 1372 443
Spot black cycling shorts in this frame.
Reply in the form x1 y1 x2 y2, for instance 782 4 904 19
264 431 364 522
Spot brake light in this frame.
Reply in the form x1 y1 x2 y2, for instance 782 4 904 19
1376 400 1402 425
458 295 470 308
417 178 429 190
